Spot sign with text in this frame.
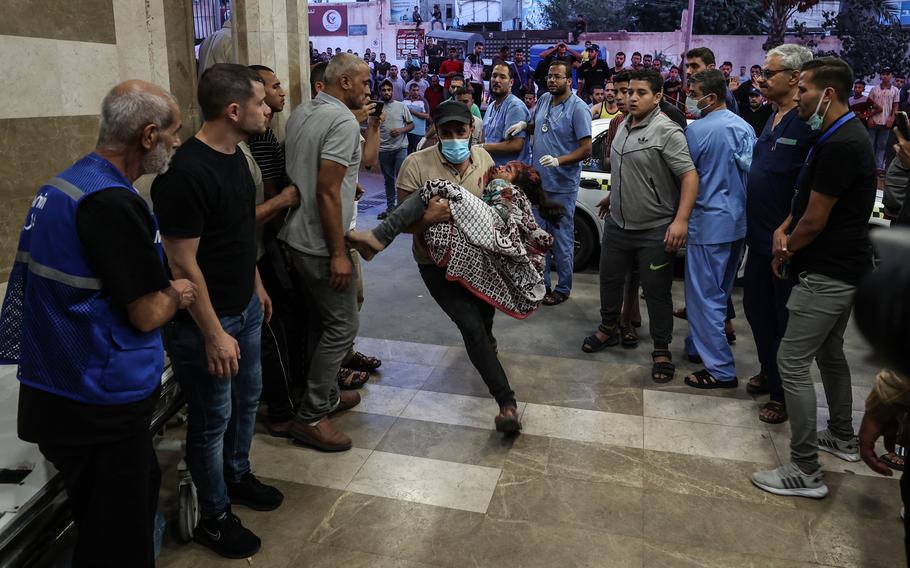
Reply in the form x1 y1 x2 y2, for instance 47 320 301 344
349 24 368 36
396 29 425 60
390 0 414 23
900 1 910 25
308 5 348 36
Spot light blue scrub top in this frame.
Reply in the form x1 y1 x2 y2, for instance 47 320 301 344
684 108 756 245
531 92 592 194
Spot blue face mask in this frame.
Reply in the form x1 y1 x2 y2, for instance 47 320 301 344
806 89 832 132
440 138 471 163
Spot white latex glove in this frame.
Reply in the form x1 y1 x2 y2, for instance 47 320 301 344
538 155 560 168
505 120 527 138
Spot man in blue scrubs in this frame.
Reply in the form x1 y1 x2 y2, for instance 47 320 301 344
482 63 531 165
507 60 592 305
681 70 756 389
743 44 815 422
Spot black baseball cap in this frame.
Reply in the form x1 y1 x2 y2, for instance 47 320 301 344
433 99 472 126
748 85 761 96
882 67 893 74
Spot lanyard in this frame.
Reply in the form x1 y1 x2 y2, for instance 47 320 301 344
795 111 854 189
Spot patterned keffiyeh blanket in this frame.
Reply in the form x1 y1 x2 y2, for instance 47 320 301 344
418 178 553 319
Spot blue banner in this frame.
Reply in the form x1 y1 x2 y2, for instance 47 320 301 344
349 24 368 36
900 1 910 25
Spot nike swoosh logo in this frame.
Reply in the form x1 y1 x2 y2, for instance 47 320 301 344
649 262 670 271
203 528 221 542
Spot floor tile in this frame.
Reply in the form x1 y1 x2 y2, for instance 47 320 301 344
400 390 523 430
375 417 532 468
351 383 419 417
643 389 761 429
346 451 502 513
419 364 489 399
330 411 398 450
285 542 440 568
486 469 644 538
521 403 644 448
309 492 486 566
807 507 905 567
542 438 645 488
457 519 645 568
643 539 824 568
249 435 371 490
640 449 798 508
355 337 449 366
644 417 779 465
367 360 434 389
643 489 818 563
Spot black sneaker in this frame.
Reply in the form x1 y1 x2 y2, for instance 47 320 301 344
195 509 261 559
226 472 284 511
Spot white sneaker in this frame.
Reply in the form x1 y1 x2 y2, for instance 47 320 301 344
817 429 860 462
751 462 829 499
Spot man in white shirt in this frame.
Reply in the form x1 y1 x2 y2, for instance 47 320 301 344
464 42 486 108
868 67 901 172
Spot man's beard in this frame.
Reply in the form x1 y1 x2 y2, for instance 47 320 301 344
550 84 568 96
141 140 174 175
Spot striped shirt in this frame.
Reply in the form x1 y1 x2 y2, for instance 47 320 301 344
248 127 288 184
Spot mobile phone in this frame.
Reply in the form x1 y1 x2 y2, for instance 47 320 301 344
370 100 384 117
896 111 910 140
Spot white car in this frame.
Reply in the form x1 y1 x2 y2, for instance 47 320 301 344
572 118 891 270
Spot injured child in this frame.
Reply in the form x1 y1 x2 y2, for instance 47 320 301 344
347 161 565 318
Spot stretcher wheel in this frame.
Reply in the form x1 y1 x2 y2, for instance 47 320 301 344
176 478 198 543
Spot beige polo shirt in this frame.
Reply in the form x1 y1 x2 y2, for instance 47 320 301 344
397 144 495 264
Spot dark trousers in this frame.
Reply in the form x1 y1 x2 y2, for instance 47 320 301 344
743 250 794 405
407 132 423 154
599 218 676 348
258 252 300 423
39 428 160 568
470 82 483 107
419 264 515 406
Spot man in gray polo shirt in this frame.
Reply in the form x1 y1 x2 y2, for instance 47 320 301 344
279 54 371 451
583 69 698 386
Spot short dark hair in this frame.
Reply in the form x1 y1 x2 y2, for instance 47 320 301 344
549 60 571 77
643 54 653 60
451 74 465 83
198 63 264 121
475 41 483 47
854 79 866 87
800 57 854 101
616 51 626 57
453 87 473 98
670 65 680 72
493 62 513 79
686 47 716 66
751 64 762 71
632 51 642 58
613 71 632 84
249 64 274 74
448 46 457 51
380 79 394 89
722 61 733 67
688 69 727 100
629 69 663 94
310 61 327 97
499 45 509 53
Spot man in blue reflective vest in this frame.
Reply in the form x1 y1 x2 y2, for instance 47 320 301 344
0 81 196 568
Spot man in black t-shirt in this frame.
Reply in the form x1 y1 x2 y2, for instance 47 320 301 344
152 64 283 559
739 85 773 136
577 44 609 101
10 81 196 568
752 57 876 500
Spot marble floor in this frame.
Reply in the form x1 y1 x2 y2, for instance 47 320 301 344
156 173 903 567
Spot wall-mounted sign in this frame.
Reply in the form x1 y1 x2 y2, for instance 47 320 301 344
390 0 414 23
349 24 368 36
396 29 425 60
308 5 348 36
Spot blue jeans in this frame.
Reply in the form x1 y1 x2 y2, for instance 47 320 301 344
869 124 890 170
164 294 263 517
535 191 577 295
379 148 407 211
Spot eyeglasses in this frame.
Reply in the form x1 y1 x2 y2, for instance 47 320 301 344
762 68 794 79
546 75 567 80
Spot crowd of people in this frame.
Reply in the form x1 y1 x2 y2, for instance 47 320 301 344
4 31 910 567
